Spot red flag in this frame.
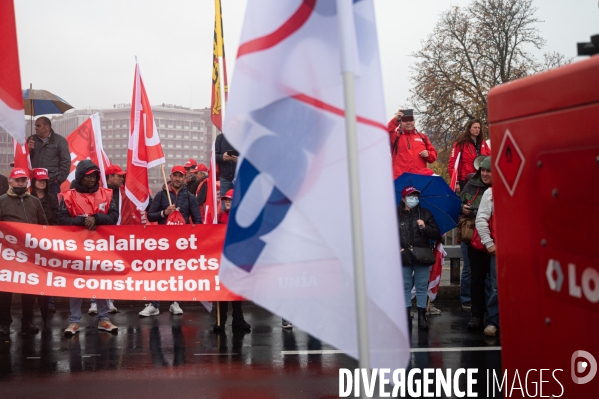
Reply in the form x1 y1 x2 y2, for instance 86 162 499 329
125 58 165 210
118 186 149 225
12 138 31 173
60 113 109 192
427 241 446 301
0 1 25 144
210 0 228 132
204 142 219 224
450 152 461 191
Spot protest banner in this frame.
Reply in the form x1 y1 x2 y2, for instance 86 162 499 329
0 223 240 301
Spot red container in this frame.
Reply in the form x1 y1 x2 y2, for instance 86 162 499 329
488 55 599 397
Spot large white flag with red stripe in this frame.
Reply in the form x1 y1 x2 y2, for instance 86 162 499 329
125 58 165 210
0 1 25 145
60 113 110 192
219 0 409 370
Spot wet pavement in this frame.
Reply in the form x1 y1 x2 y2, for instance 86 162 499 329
0 300 501 398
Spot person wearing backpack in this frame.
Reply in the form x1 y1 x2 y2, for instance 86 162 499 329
386 109 437 178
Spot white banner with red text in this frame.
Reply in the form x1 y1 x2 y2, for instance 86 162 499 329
0 223 241 301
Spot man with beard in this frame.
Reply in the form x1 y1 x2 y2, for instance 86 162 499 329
0 168 49 336
58 160 119 337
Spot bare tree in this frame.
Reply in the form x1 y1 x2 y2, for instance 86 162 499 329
410 0 568 179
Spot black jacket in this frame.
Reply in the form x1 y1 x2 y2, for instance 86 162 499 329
57 160 118 226
215 133 238 181
196 176 208 205
148 185 202 224
187 176 201 196
459 171 491 219
31 178 58 226
397 204 441 265
29 131 71 184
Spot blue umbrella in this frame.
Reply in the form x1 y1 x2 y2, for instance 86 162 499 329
394 173 462 235
23 88 73 116
22 86 74 136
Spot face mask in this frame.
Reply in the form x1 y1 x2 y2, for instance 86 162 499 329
12 186 27 196
405 196 419 208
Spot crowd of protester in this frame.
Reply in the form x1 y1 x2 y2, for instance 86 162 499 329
388 109 498 336
0 117 250 338
0 112 498 340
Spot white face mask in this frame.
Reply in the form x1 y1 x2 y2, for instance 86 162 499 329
405 196 419 208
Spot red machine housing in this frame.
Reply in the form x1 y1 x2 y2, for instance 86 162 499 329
488 55 599 397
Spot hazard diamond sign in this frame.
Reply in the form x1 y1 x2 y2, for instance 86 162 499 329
495 130 525 196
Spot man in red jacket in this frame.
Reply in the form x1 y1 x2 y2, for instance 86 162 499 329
387 109 437 178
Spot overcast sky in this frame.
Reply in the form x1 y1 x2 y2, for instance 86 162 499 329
14 0 599 119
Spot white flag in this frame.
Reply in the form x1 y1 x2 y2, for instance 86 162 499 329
219 0 410 370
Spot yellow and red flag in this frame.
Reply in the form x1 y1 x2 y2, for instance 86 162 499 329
211 0 228 132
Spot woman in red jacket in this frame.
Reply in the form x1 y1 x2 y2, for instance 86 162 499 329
447 119 491 194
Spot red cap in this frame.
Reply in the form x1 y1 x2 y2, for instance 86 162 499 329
221 189 234 200
85 168 100 175
195 164 208 173
184 158 198 168
9 168 29 179
32 168 49 180
401 186 421 197
105 164 126 176
171 165 186 175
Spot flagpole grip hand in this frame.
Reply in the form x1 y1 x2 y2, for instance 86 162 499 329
165 205 176 216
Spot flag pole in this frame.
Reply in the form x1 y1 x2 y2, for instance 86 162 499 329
336 0 370 373
214 0 227 325
218 56 226 132
160 164 173 207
